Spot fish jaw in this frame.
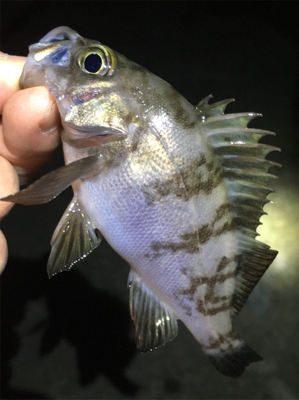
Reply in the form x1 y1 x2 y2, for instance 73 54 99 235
60 84 141 146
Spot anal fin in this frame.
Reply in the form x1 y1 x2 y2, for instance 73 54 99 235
47 198 102 277
128 271 178 352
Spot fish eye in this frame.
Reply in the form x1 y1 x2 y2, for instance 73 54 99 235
84 53 102 73
76 45 117 76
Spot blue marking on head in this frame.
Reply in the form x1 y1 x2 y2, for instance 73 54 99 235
50 46 69 65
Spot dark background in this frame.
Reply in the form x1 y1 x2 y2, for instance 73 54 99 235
1 1 299 399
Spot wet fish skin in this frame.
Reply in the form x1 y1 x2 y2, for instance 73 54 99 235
1 27 279 377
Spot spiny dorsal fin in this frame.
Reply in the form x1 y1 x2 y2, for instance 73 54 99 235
199 96 280 317
196 94 235 118
47 198 102 278
128 271 178 351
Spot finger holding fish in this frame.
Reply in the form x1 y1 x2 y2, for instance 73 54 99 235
0 86 61 185
0 53 24 273
0 52 61 272
0 156 18 273
0 52 25 105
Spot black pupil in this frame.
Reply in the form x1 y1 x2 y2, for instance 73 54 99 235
84 53 102 73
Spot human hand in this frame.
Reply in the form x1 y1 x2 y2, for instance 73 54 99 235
0 52 61 274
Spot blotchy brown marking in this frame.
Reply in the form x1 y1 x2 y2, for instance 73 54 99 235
196 300 231 316
152 88 198 130
172 102 197 130
176 271 235 301
182 304 193 317
205 160 214 173
213 204 232 225
181 267 189 276
216 256 230 272
203 283 229 304
174 266 236 316
144 198 235 268
141 154 222 205
211 295 230 304
147 230 200 258
198 224 213 245
202 329 238 350
213 221 236 237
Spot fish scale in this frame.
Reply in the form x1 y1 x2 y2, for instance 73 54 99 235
1 26 279 377
66 119 238 357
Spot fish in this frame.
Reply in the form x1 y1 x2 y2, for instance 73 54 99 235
1 27 280 377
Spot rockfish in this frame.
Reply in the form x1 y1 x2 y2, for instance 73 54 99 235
2 27 280 377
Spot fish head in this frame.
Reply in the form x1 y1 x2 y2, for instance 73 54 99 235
20 26 146 148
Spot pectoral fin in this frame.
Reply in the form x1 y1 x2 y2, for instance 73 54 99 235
128 271 178 351
47 198 102 278
0 154 100 205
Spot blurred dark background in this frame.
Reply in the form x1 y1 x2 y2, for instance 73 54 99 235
1 1 299 399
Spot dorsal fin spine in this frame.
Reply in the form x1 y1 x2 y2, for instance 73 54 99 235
197 95 280 317
196 97 235 117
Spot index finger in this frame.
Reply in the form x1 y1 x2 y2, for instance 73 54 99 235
0 52 26 112
0 53 61 184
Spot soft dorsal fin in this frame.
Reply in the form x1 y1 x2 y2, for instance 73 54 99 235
198 96 280 317
128 271 178 351
47 198 102 277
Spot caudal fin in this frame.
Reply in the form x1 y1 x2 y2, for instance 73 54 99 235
207 342 262 378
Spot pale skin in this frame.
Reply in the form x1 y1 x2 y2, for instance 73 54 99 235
0 52 61 273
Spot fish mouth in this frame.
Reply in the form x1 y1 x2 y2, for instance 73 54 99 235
62 121 126 148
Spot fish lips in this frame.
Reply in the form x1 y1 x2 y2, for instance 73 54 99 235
62 121 127 148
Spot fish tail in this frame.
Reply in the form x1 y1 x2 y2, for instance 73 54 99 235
206 341 262 378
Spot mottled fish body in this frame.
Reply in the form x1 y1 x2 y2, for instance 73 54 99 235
2 27 280 377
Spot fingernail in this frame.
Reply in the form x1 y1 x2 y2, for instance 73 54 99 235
38 95 60 135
